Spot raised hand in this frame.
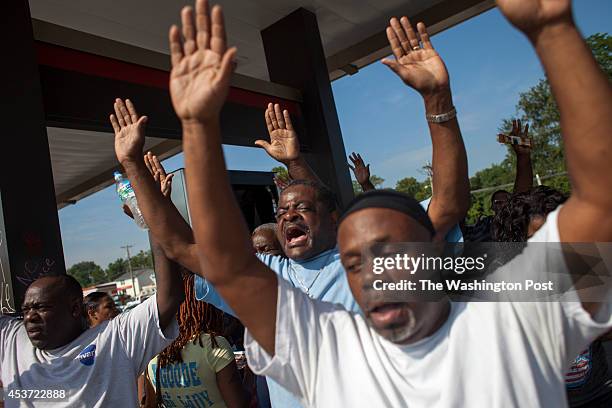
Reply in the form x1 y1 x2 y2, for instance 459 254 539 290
509 119 532 156
144 152 174 197
496 0 573 39
255 103 300 164
381 18 449 96
348 153 371 186
110 98 147 165
169 0 237 123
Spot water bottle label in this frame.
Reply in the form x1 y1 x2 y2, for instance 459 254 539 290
117 182 134 202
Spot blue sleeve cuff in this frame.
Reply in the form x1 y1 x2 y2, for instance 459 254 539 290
194 275 237 317
419 197 463 243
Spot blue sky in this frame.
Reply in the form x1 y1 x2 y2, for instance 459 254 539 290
58 0 612 269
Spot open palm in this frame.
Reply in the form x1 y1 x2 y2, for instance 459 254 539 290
496 0 572 35
267 129 299 162
348 152 370 185
394 50 448 94
255 103 299 164
382 18 449 95
509 119 532 155
169 1 236 122
110 99 146 164
171 50 231 121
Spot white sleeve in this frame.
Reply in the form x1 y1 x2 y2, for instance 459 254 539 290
112 296 179 375
244 276 342 404
0 316 21 364
507 207 612 369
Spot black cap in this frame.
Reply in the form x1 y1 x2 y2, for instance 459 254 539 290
339 190 435 236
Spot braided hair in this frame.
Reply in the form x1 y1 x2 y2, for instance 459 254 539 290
154 272 226 405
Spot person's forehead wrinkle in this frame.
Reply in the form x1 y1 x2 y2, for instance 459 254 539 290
341 211 391 253
281 185 316 204
26 279 58 301
280 197 313 208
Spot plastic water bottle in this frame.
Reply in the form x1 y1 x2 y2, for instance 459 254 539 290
114 172 148 230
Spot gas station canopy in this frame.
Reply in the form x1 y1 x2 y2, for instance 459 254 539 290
29 0 494 207
0 0 497 311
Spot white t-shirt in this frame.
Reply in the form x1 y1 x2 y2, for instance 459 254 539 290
0 296 178 407
245 208 612 407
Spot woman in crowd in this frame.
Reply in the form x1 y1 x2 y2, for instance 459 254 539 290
83 291 120 328
142 273 248 408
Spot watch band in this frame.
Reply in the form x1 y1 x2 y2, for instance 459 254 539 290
426 106 457 123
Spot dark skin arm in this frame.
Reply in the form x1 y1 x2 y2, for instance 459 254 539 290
509 119 534 193
170 0 278 354
216 361 250 408
151 236 184 331
255 102 321 183
142 375 157 408
382 18 470 240
497 0 612 314
349 152 375 192
111 99 201 274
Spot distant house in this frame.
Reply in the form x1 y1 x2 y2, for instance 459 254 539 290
114 268 156 299
82 282 117 297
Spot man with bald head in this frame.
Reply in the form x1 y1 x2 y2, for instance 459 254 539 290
0 241 183 407
21 275 88 350
252 223 284 257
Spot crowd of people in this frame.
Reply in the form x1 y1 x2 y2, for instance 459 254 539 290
0 0 610 406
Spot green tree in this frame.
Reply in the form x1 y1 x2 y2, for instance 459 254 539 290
130 250 154 269
271 166 289 180
395 177 429 201
106 258 127 281
466 33 611 224
370 175 385 188
67 261 105 287
352 174 385 194
105 249 153 282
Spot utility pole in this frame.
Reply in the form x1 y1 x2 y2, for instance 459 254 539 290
121 245 136 299
423 161 434 194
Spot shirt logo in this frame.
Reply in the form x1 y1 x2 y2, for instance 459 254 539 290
76 344 96 366
565 347 592 388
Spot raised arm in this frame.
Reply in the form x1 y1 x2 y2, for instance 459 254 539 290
508 119 534 193
497 0 612 241
170 0 277 353
348 152 375 192
111 99 201 273
151 237 184 330
255 103 320 183
497 0 612 314
382 18 469 240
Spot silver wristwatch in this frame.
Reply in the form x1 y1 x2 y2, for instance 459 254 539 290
426 106 457 123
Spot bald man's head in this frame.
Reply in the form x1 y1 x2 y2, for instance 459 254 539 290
22 275 86 350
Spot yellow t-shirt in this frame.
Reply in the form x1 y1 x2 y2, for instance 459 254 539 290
147 334 234 408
